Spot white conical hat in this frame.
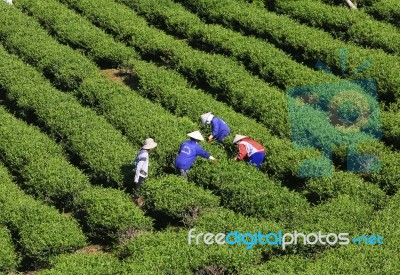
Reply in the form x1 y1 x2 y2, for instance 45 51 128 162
233 134 247 144
142 138 158 149
187 131 205 141
200 112 213 125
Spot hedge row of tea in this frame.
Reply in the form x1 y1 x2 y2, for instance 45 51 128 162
0 162 86 265
12 1 400 201
17 0 396 210
26 0 391 228
100 0 400 196
17 0 322 190
0 5 137 189
53 0 391 223
160 0 400 149
176 0 400 194
367 0 400 28
0 107 296 272
179 0 400 104
60 0 290 139
272 0 400 56
176 1 400 147
17 184 393 272
115 0 390 161
38 254 124 275
8 3 377 262
0 0 395 272
243 191 400 274
0 225 17 272
117 0 400 171
55 0 388 195
118 191 380 274
1 0 193 176
119 204 292 273
0 60 271 272
0 101 152 244
0 11 316 274
6 0 315 225
38 193 293 273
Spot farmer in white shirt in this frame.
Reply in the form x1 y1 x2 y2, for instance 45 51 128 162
3 0 13 4
133 138 157 189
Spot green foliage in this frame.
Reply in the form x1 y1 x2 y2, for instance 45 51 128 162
306 171 387 209
8 0 313 227
319 0 375 7
140 175 220 220
194 207 282 235
86 0 400 202
75 75 194 175
180 0 400 104
367 0 400 28
15 0 137 67
106 1 399 205
190 159 310 227
303 195 375 234
0 2 97 90
39 253 123 275
2 0 197 177
302 191 400 273
0 106 89 208
126 58 322 182
302 245 396 274
356 142 400 194
124 0 400 155
1 0 397 271
242 255 309 274
254 193 400 274
0 226 19 272
273 0 400 56
118 230 260 274
73 187 153 241
0 164 87 262
0 43 134 189
61 0 290 139
21 1 328 185
0 106 152 242
177 0 400 193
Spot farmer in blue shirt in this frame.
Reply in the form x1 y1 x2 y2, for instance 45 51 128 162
200 112 230 143
175 131 217 179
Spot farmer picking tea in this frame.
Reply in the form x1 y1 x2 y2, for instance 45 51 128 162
232 134 265 169
200 112 230 143
175 131 217 179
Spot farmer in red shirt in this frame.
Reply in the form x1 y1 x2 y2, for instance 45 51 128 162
232 135 265 169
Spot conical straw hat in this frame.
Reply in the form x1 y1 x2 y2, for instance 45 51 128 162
200 112 213 125
187 131 205 141
232 134 247 144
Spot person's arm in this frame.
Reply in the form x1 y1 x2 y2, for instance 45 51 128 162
196 144 211 159
236 143 248 160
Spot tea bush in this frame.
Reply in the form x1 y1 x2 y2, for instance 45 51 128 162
272 0 400 56
0 164 86 262
0 106 152 242
0 225 18 272
367 0 400 28
39 253 123 275
139 175 220 221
